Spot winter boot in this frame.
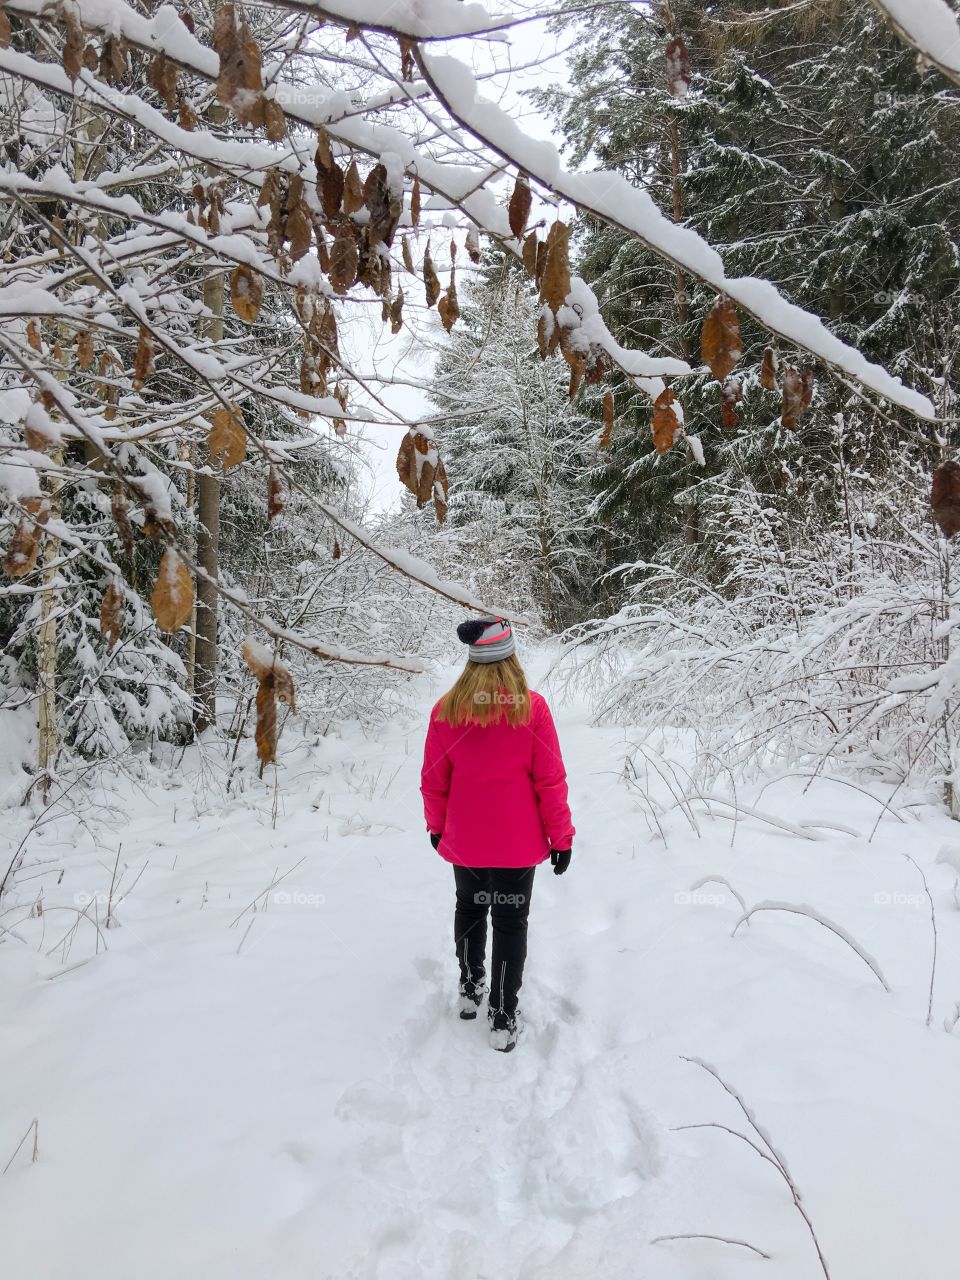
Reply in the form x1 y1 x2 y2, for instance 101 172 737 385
488 1007 520 1052
459 976 488 1020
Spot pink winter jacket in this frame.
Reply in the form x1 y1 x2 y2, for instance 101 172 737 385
420 690 575 868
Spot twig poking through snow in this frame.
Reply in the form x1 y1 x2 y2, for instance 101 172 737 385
681 1056 831 1279
901 852 937 1027
651 1232 770 1259
732 901 891 991
2 1118 39 1174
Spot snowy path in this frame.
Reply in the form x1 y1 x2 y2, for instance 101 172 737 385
4 661 960 1278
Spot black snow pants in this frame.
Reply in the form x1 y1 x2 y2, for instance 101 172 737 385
453 864 536 1015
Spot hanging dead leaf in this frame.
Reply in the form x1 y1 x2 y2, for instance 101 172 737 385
242 638 296 712
423 240 441 308
397 428 445 509
539 222 570 311
100 580 124 648
262 97 286 141
652 387 682 454
151 547 194 634
332 538 342 560
318 160 344 217
3 521 40 578
508 174 532 239
286 177 311 261
701 295 742 381
665 35 691 97
330 223 359 293
781 366 814 430
760 344 778 391
536 308 553 360
931 462 960 538
267 466 285 521
132 325 154 391
398 36 415 81
433 457 448 525
401 235 415 274
600 390 615 448
112 482 134 556
76 329 94 369
255 672 277 764
466 226 481 264
390 286 404 334
720 376 741 429
147 50 177 112
521 232 538 279
209 403 246 470
213 4 263 121
315 126 333 171
178 97 198 131
100 36 128 87
62 10 83 81
410 176 421 227
343 160 365 214
438 270 459 332
364 165 401 247
230 264 264 323
26 319 42 353
0 11 11 49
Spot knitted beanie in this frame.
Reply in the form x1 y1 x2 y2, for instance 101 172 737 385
456 616 515 664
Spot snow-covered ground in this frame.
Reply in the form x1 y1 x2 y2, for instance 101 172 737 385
3 652 960 1279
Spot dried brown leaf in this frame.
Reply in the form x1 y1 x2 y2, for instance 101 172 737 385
151 548 194 634
760 344 778 391
423 240 440 308
600 390 614 448
132 325 154 391
652 387 682 454
230 264 264 323
781 366 814 431
267 466 285 521
508 174 532 239
330 223 359 294
539 221 570 311
438 270 459 332
701 295 742 381
209 403 246 470
100 579 124 648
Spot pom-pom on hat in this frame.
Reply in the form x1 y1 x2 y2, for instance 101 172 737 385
456 616 515 664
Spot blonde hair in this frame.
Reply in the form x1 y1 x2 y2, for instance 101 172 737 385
436 653 530 727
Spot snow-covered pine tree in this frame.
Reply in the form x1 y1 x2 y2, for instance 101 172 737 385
428 255 602 632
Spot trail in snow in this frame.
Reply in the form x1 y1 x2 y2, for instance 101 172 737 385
3 658 960 1278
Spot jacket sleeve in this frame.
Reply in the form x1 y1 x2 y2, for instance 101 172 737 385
531 697 575 848
420 709 452 834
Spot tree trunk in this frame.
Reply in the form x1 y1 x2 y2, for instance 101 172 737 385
36 448 64 799
193 270 223 735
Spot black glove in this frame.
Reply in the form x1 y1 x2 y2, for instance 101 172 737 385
550 848 571 876
430 832 442 850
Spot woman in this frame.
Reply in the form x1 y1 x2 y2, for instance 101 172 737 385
420 616 575 1052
